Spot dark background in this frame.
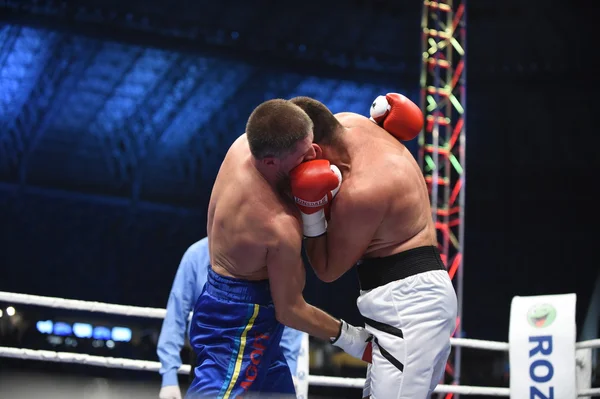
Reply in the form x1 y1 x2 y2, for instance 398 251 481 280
0 0 597 397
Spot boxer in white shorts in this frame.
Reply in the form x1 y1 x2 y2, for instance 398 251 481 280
289 95 458 399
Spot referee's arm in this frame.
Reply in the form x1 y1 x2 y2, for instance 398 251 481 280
157 238 209 387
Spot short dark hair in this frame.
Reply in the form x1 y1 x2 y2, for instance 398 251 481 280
246 99 313 159
289 96 343 144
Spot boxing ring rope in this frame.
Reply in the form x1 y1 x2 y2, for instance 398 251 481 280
0 291 514 351
1 291 599 397
0 346 515 395
0 291 168 319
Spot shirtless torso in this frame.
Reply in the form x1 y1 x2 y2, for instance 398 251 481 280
205 132 355 342
290 96 456 399
188 99 374 399
208 135 297 281
331 113 456 399
334 112 436 259
296 112 438 281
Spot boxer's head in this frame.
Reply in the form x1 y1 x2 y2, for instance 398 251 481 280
246 99 321 177
289 96 344 146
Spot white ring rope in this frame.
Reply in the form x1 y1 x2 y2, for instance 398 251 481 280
2 346 599 397
1 290 599 396
450 337 509 351
0 291 508 350
575 338 600 350
2 291 598 351
0 291 167 319
0 346 513 396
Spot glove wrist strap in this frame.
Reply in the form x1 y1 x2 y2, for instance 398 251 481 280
330 319 344 344
301 209 327 237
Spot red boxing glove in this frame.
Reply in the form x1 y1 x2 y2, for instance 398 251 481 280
369 93 424 141
290 160 342 237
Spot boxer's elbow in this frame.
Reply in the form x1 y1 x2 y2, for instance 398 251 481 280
274 301 294 326
275 302 305 330
313 265 340 283
310 260 334 282
315 271 337 283
276 310 292 328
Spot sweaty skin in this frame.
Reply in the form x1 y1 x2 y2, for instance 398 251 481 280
207 134 341 340
305 113 437 282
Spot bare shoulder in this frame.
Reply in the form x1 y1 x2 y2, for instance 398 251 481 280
220 134 247 164
334 111 358 119
336 177 388 218
262 211 304 265
266 211 303 250
230 133 248 151
334 112 371 126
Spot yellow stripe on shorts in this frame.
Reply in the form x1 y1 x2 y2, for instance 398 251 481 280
223 304 260 399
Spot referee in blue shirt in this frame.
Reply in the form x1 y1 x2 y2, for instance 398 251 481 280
157 237 306 399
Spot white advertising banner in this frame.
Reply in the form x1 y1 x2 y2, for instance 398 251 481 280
509 294 577 399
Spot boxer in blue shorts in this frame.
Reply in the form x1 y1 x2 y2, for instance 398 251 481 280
185 99 373 398
157 237 307 399
188 270 294 397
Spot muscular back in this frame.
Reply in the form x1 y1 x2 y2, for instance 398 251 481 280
334 113 436 258
207 135 298 280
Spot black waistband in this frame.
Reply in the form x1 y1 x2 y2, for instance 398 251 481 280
356 246 446 291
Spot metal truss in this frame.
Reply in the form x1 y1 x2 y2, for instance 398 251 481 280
419 0 466 396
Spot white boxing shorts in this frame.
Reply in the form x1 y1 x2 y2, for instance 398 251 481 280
356 246 458 399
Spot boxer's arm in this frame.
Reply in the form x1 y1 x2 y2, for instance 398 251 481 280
304 185 383 282
267 216 342 341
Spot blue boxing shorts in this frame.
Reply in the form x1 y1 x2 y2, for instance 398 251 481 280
186 267 295 399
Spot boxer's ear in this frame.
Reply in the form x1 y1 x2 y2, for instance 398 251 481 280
261 156 280 167
312 143 323 160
